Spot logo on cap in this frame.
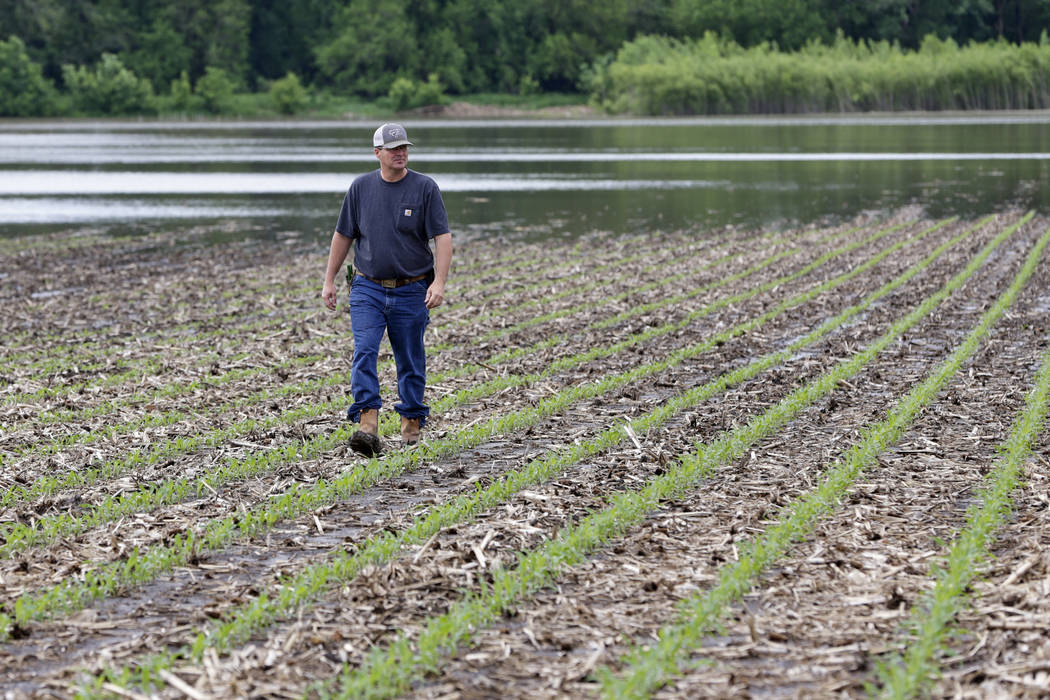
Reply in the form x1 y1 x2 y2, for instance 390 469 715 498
374 122 413 148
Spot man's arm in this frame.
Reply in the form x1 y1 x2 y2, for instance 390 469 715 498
322 231 353 310
426 232 453 309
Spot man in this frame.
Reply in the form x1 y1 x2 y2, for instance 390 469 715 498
322 123 453 456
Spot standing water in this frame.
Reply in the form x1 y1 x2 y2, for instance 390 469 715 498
0 114 1048 243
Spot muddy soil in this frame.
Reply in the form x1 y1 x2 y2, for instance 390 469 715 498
2 210 1049 698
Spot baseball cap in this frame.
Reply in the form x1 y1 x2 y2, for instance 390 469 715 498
373 123 413 149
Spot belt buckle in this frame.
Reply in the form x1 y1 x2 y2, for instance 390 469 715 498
381 279 397 288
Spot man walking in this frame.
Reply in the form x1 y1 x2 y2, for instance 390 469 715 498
322 123 453 456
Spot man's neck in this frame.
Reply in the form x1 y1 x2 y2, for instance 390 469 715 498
380 166 408 182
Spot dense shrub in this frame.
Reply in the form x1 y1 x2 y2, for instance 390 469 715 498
388 74 446 111
170 71 195 110
270 72 307 114
195 66 236 113
61 53 154 115
0 36 57 117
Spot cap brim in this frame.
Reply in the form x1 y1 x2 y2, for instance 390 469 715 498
381 139 413 148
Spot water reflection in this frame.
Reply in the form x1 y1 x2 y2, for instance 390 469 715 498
0 115 1047 240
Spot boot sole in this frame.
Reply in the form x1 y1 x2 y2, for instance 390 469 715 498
349 431 382 457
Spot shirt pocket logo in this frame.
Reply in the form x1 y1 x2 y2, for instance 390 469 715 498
398 202 422 234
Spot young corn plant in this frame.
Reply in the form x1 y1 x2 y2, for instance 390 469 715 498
874 329 1050 699
5 216 951 646
4 227 765 459
306 215 1040 700
0 219 920 553
2 230 640 376
80 216 991 694
2 223 879 521
7 229 756 443
599 216 1048 699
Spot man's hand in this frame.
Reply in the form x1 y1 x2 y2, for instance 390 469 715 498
425 281 445 309
322 231 352 311
322 279 339 310
427 233 452 310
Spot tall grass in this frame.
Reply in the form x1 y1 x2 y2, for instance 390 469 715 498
590 32 1050 115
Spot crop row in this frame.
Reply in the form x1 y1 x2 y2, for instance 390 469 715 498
2 225 792 469
0 217 919 648
0 230 653 370
0 215 961 684
1 229 725 410
2 228 757 439
600 215 1049 698
0 221 856 507
2 226 761 488
84 214 1034 697
873 314 1050 698
0 218 916 554
0 214 1016 696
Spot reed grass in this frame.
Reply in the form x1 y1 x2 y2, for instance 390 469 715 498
593 33 1050 115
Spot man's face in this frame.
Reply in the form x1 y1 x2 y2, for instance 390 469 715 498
376 144 408 170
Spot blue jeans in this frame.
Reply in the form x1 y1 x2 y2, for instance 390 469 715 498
346 276 430 427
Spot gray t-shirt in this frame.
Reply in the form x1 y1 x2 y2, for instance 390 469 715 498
335 169 450 279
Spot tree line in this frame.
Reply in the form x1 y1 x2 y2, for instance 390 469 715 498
2 0 1048 117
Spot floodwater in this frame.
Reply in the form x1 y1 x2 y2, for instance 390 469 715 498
0 114 1048 242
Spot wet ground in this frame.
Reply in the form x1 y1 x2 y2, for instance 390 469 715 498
2 210 1049 698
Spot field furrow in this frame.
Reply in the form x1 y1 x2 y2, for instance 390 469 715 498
1 211 1044 700
0 220 898 547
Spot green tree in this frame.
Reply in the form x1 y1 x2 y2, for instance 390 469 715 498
164 0 251 83
527 31 597 90
0 0 137 80
0 35 57 116
419 27 469 94
123 18 192 90
387 73 446 110
194 65 235 113
670 0 830 50
61 52 153 114
315 0 419 95
170 69 195 109
249 0 343 82
269 71 307 114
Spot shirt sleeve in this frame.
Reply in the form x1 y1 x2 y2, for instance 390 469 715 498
334 188 358 239
424 181 450 239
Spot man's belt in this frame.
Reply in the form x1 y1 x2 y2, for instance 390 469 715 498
358 273 427 288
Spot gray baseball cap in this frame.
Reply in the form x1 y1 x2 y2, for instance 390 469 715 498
373 123 413 149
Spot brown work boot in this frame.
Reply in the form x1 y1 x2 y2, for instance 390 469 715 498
400 416 421 446
349 408 382 457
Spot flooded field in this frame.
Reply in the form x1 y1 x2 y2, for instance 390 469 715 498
2 209 1050 697
2 114 1049 242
